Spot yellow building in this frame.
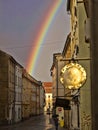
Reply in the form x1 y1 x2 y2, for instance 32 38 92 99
43 82 52 112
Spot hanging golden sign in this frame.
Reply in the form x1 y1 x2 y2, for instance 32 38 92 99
60 63 87 89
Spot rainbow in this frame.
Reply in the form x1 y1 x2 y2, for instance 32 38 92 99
26 0 63 75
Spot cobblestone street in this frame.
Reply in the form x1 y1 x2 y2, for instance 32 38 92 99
0 113 66 130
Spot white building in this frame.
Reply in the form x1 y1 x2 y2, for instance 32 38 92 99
14 64 23 122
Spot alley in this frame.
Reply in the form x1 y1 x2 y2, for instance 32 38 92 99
0 113 66 130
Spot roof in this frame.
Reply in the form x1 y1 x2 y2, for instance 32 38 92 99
43 82 52 93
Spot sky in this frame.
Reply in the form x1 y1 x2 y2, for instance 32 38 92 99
0 0 70 82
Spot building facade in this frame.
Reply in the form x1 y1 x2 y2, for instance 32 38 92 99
22 70 32 119
39 84 45 114
14 63 23 122
0 50 16 124
66 0 91 129
50 53 65 103
50 0 91 130
0 50 45 125
43 82 52 112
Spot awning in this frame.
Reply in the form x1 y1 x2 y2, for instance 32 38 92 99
55 98 71 110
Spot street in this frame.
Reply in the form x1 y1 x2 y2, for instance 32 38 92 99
0 113 65 130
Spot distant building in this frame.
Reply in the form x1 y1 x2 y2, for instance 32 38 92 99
50 53 65 110
43 82 52 112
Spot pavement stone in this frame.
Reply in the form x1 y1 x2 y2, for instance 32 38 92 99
0 113 67 130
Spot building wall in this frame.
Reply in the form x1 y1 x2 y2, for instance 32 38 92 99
22 70 44 118
8 57 16 124
36 85 40 115
53 53 65 99
0 51 8 124
0 50 16 124
68 0 80 129
51 53 66 122
77 2 91 130
0 50 45 125
14 65 22 122
22 71 32 119
51 67 56 101
68 0 91 129
39 86 45 114
31 84 37 115
70 0 78 58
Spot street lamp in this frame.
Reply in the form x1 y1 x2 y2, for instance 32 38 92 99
60 62 87 89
